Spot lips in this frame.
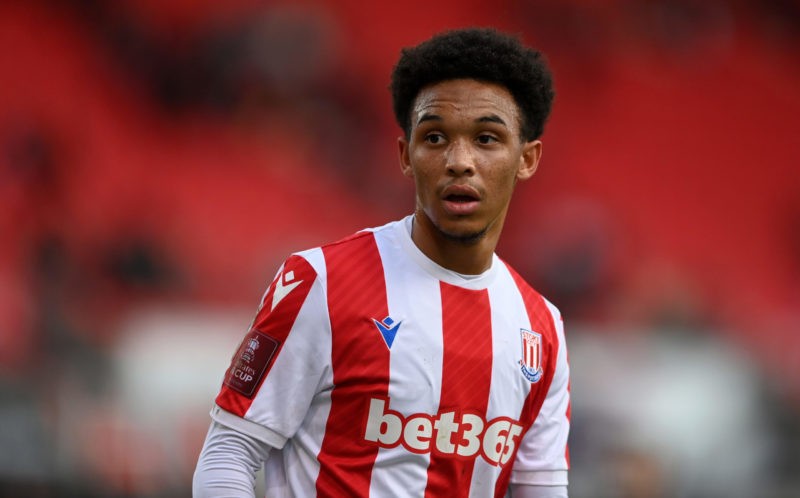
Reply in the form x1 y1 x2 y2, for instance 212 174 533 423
441 184 481 216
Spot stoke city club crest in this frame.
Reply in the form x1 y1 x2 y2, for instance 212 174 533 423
519 328 543 383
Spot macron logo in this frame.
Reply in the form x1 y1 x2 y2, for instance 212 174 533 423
372 316 402 349
271 270 302 311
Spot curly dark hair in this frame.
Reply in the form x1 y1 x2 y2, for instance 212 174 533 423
390 27 554 142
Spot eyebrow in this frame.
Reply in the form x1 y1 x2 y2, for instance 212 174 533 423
478 114 507 127
416 113 509 127
416 113 442 126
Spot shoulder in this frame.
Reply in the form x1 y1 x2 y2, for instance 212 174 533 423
321 218 402 249
310 218 403 259
284 218 403 276
498 257 563 331
498 258 549 304
319 228 378 251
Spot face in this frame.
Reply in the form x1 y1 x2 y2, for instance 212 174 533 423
398 79 541 245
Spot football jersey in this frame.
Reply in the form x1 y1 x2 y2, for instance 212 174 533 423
212 215 570 498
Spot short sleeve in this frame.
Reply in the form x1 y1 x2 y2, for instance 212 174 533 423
213 252 331 449
511 300 570 486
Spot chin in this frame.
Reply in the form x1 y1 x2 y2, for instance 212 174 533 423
437 223 488 245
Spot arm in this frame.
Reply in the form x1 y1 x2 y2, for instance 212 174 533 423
511 300 571 492
193 421 272 498
195 253 328 496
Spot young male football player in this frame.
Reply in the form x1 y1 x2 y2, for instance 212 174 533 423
194 27 570 498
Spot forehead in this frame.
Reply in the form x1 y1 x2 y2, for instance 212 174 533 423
411 79 520 129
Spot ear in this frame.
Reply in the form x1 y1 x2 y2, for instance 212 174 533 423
516 140 542 181
398 136 414 178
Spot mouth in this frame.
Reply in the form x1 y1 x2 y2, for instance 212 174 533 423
444 194 478 203
441 185 481 216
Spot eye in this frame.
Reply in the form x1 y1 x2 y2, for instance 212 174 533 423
476 134 499 145
424 132 446 145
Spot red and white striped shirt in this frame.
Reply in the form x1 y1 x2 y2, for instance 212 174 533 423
212 216 570 497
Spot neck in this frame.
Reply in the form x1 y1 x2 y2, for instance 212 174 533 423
410 212 502 275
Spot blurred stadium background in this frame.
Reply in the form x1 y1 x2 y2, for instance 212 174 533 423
1 0 798 496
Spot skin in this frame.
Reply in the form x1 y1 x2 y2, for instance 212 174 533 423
398 79 542 275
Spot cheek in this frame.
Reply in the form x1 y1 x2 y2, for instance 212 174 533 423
408 154 438 183
486 162 519 188
414 171 437 195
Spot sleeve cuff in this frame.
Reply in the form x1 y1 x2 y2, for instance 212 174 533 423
210 404 288 449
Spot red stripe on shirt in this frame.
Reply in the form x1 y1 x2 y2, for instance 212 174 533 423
424 283 493 498
316 232 390 497
494 264 560 498
215 254 318 417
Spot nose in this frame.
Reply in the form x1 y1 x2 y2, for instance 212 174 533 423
445 139 476 176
